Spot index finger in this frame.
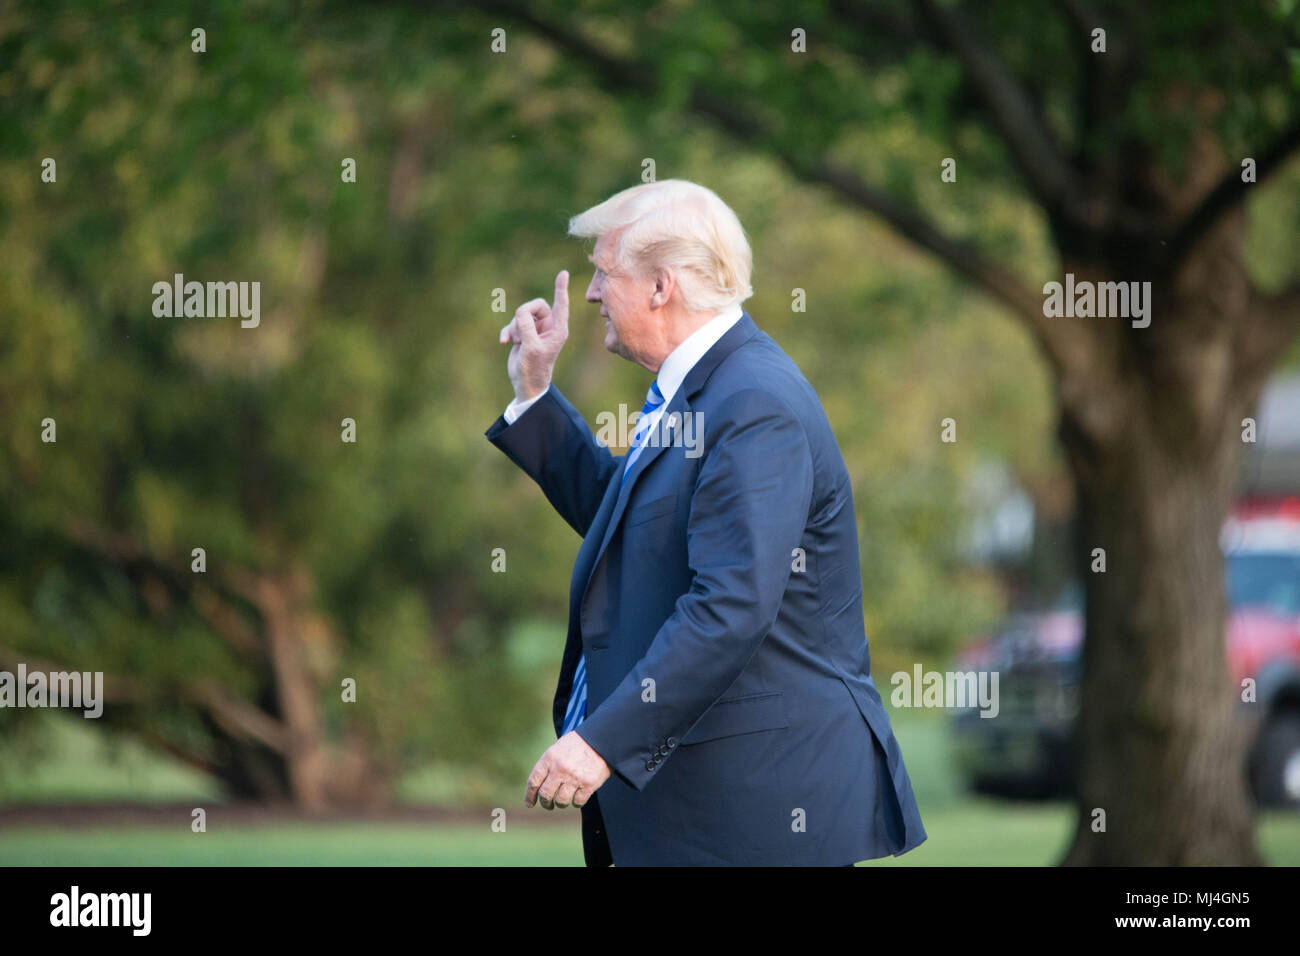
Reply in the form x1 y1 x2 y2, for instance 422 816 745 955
553 270 569 329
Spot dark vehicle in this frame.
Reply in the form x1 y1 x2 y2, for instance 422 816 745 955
950 497 1300 808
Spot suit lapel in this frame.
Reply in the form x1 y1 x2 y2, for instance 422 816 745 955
578 313 759 604
569 466 623 612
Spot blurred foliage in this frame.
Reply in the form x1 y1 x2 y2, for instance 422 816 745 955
0 0 1296 802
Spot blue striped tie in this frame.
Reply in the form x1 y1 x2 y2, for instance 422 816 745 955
561 380 664 736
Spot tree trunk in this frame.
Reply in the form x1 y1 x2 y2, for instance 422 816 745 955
1056 207 1265 864
255 566 393 811
1060 408 1261 864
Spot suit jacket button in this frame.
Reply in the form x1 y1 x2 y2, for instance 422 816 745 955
645 760 656 772
666 737 678 748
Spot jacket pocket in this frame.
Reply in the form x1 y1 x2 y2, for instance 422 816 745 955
680 691 788 745
625 492 678 528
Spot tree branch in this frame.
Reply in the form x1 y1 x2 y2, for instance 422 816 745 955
1168 119 1300 266
191 583 262 660
0 645 149 704
0 644 286 753
1061 0 1127 174
909 0 1078 213
62 516 267 650
463 0 1084 379
1237 282 1300 400
804 159 1044 320
191 684 291 754
128 725 219 777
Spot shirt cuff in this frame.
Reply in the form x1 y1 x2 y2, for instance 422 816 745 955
503 385 549 425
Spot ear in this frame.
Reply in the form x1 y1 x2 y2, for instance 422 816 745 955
649 266 674 309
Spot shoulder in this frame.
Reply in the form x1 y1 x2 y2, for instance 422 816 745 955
687 333 823 459
696 326 819 421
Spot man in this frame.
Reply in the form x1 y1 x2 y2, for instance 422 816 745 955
487 179 926 866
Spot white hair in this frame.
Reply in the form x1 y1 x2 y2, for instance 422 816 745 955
567 179 753 314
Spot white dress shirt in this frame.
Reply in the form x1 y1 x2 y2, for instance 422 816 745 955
502 303 745 426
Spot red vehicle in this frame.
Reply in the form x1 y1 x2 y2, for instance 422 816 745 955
950 496 1300 808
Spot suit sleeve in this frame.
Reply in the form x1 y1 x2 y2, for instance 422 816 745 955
574 388 815 791
485 385 624 538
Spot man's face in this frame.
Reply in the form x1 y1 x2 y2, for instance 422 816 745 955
586 232 656 365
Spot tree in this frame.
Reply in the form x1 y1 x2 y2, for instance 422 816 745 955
0 0 562 808
456 0 1300 863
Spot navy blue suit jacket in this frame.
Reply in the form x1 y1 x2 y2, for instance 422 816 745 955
486 312 927 865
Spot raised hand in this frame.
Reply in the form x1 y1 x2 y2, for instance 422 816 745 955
499 270 570 403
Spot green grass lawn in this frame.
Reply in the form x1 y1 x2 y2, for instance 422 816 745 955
4 804 1299 865
0 820 586 866
4 711 1298 865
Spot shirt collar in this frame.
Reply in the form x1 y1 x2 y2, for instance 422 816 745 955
654 303 745 405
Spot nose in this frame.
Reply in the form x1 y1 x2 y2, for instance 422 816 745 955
586 273 600 303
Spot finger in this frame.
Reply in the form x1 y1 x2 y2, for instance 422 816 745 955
523 299 553 337
499 318 514 345
552 780 578 809
537 771 561 809
515 307 541 347
553 270 570 331
516 298 551 323
572 786 589 808
525 761 547 807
